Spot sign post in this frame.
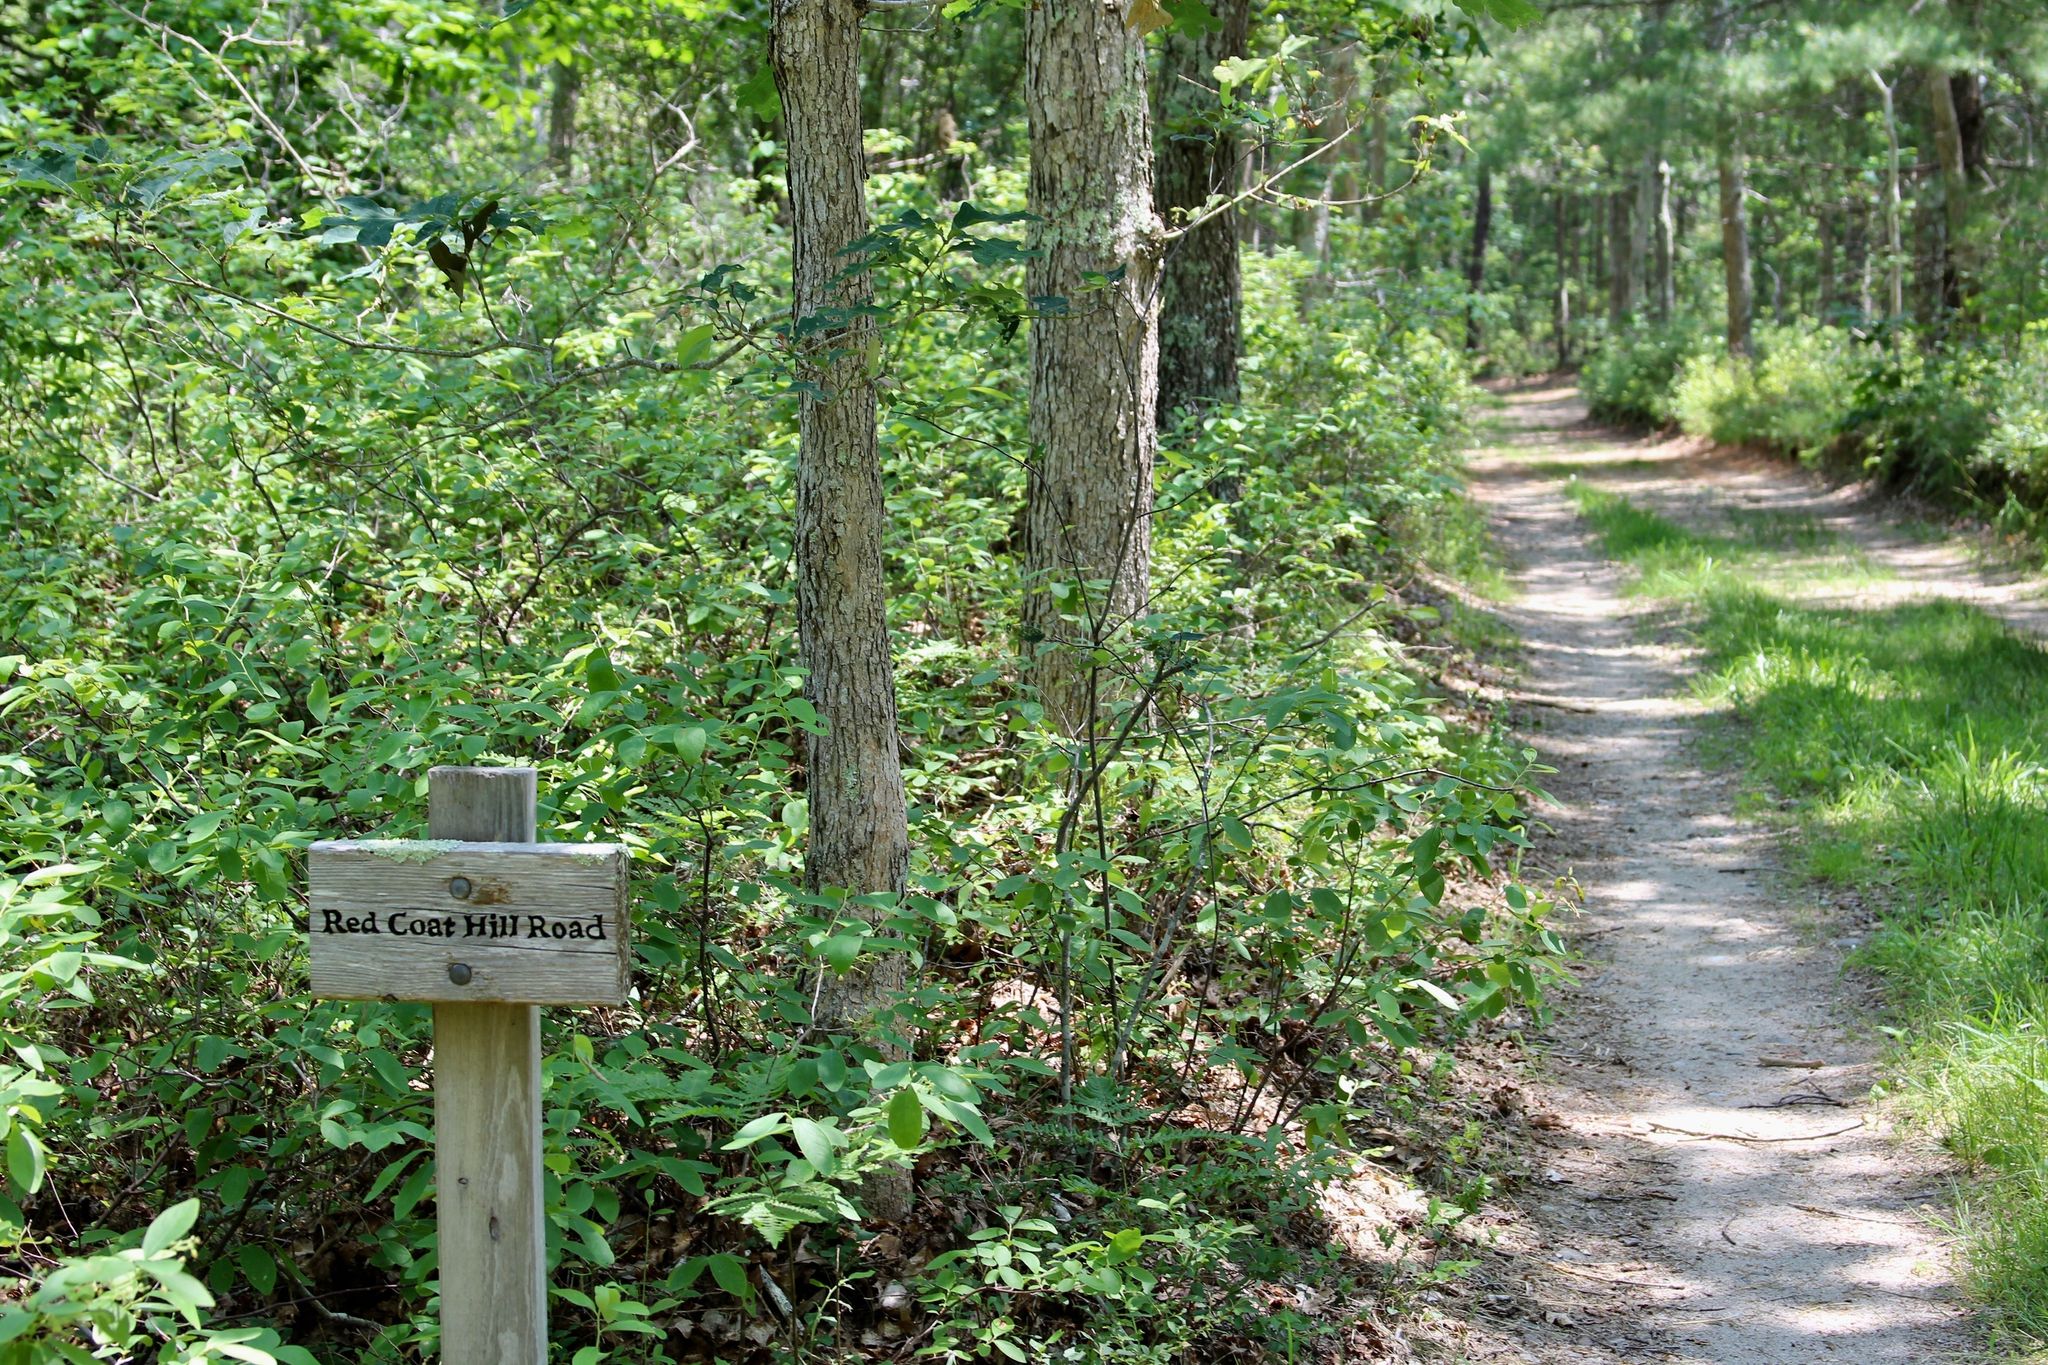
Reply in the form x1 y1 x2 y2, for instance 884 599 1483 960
307 766 629 1365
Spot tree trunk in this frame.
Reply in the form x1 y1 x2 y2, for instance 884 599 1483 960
1311 43 1359 274
1156 0 1250 426
1608 188 1635 328
770 0 915 1221
1654 157 1676 322
1871 69 1905 322
1553 191 1572 369
1718 130 1753 357
1465 165 1492 353
1364 91 1388 221
547 62 579 175
1818 206 1835 317
1023 0 1161 735
1632 147 1656 316
1953 70 1987 183
1927 63 1969 318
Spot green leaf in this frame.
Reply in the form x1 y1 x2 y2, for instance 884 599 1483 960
725 1112 787 1149
238 1244 279 1296
886 1087 926 1149
951 202 1036 231
1161 0 1222 34
4 1129 42 1195
584 647 623 693
3 148 78 188
138 1259 216 1325
676 323 718 367
142 1197 201 1256
819 934 863 973
706 1252 751 1300
1458 0 1542 26
675 726 707 764
736 66 781 120
788 1116 837 1175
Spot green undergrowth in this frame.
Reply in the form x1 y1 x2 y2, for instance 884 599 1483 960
1581 323 2048 550
0 133 1566 1359
1571 483 2048 1350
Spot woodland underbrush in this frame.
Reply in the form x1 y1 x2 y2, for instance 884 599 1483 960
1581 322 2048 546
1567 485 2048 1348
0 131 1563 1360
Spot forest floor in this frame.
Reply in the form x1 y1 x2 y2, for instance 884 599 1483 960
1410 380 2048 1364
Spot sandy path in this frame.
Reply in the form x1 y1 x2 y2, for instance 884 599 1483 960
1443 384 1985 1364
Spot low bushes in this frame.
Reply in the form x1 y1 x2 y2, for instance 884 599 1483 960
1583 322 2048 539
1579 324 1707 427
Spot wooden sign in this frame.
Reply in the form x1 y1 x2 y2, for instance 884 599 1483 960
308 840 629 1005
306 766 628 1365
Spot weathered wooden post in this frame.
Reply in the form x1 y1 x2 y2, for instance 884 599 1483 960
307 766 629 1364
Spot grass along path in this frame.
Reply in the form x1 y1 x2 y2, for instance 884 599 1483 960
1560 438 2048 1353
1453 381 1981 1364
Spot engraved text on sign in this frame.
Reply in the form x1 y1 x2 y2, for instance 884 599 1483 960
308 840 630 1006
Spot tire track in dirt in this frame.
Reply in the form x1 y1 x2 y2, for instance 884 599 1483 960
1438 383 1981 1364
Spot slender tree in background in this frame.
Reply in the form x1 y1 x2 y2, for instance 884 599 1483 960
1630 147 1656 317
1465 163 1492 352
1718 124 1752 356
770 0 914 1219
1652 156 1676 321
1926 59 1970 319
1308 43 1361 273
1553 189 1572 368
1023 0 1161 733
1156 0 1252 425
1607 186 1634 327
1871 67 1906 322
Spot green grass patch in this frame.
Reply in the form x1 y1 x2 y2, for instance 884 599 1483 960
1565 478 1888 598
1410 486 1515 603
1574 483 2048 1347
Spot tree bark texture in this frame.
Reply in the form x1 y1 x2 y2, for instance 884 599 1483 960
1024 0 1161 735
1927 63 1969 317
1465 165 1492 352
1871 69 1905 322
1554 190 1572 369
770 0 913 1038
547 63 579 175
1653 157 1676 322
1310 43 1359 273
1718 131 1753 357
1608 188 1634 327
1155 0 1249 425
1631 147 1656 315
1364 93 1387 221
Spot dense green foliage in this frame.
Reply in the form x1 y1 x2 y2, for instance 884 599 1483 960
1581 322 2048 537
0 0 1557 1359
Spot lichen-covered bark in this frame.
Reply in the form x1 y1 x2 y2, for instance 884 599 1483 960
1023 0 1161 734
1155 0 1249 426
771 0 912 1037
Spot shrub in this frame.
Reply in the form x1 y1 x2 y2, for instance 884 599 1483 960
1580 324 1708 426
1672 325 1860 460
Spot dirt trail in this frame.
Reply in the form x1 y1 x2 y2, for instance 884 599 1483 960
1439 384 1992 1364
